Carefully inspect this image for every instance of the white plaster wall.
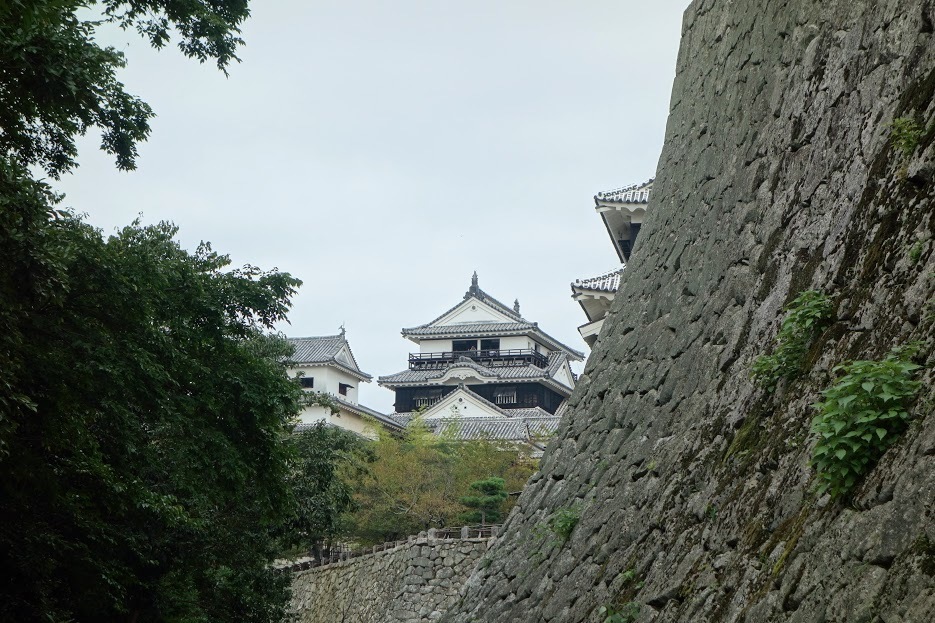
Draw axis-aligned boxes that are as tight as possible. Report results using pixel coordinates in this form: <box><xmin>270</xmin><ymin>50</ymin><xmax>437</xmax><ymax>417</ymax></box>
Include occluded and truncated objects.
<box><xmin>296</xmin><ymin>404</ymin><xmax>379</xmax><ymax>439</ymax></box>
<box><xmin>423</xmin><ymin>390</ymin><xmax>500</xmax><ymax>419</ymax></box>
<box><xmin>287</xmin><ymin>365</ymin><xmax>362</xmax><ymax>405</ymax></box>
<box><xmin>436</xmin><ymin>301</ymin><xmax>511</xmax><ymax>326</ymax></box>
<box><xmin>498</xmin><ymin>336</ymin><xmax>529</xmax><ymax>350</ymax></box>
<box><xmin>418</xmin><ymin>339</ymin><xmax>451</xmax><ymax>353</ymax></box>
<box><xmin>417</xmin><ymin>335</ymin><xmax>534</xmax><ymax>354</ymax></box>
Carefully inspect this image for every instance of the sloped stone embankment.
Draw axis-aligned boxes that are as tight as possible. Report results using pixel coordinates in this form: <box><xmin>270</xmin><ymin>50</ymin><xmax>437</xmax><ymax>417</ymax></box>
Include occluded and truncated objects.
<box><xmin>443</xmin><ymin>0</ymin><xmax>935</xmax><ymax>621</ymax></box>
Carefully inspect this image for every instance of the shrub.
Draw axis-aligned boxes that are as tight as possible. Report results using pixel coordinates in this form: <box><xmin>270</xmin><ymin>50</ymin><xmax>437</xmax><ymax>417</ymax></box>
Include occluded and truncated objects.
<box><xmin>810</xmin><ymin>345</ymin><xmax>923</xmax><ymax>499</ymax></box>
<box><xmin>889</xmin><ymin>117</ymin><xmax>924</xmax><ymax>160</ymax></box>
<box><xmin>548</xmin><ymin>505</ymin><xmax>581</xmax><ymax>542</ymax></box>
<box><xmin>752</xmin><ymin>290</ymin><xmax>833</xmax><ymax>391</ymax></box>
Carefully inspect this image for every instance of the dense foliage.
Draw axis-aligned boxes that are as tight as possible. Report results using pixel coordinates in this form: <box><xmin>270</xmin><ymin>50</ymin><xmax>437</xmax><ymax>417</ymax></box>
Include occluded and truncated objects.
<box><xmin>0</xmin><ymin>207</ymin><xmax>302</xmax><ymax>622</ymax></box>
<box><xmin>810</xmin><ymin>346</ymin><xmax>923</xmax><ymax>499</ymax></box>
<box><xmin>0</xmin><ymin>1</ymin><xmax>321</xmax><ymax>621</ymax></box>
<box><xmin>280</xmin><ymin>422</ymin><xmax>374</xmax><ymax>559</ymax></box>
<box><xmin>346</xmin><ymin>422</ymin><xmax>537</xmax><ymax>545</ymax></box>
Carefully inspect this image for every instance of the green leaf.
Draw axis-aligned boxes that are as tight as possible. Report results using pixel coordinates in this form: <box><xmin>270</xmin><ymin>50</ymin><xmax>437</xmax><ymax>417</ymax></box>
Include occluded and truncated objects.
<box><xmin>840</xmin><ymin>395</ymin><xmax>859</xmax><ymax>407</ymax></box>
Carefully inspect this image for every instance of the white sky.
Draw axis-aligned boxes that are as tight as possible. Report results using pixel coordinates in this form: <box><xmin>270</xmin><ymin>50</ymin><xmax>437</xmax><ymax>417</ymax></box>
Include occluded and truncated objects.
<box><xmin>54</xmin><ymin>0</ymin><xmax>689</xmax><ymax>413</ymax></box>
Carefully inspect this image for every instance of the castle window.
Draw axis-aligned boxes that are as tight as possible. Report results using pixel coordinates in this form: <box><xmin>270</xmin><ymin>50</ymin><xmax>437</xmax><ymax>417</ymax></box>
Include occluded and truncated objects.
<box><xmin>414</xmin><ymin>388</ymin><xmax>444</xmax><ymax>408</ymax></box>
<box><xmin>453</xmin><ymin>339</ymin><xmax>478</xmax><ymax>352</ymax></box>
<box><xmin>493</xmin><ymin>387</ymin><xmax>517</xmax><ymax>405</ymax></box>
<box><xmin>338</xmin><ymin>383</ymin><xmax>352</xmax><ymax>396</ymax></box>
<box><xmin>299</xmin><ymin>377</ymin><xmax>314</xmax><ymax>389</ymax></box>
<box><xmin>480</xmin><ymin>338</ymin><xmax>500</xmax><ymax>352</ymax></box>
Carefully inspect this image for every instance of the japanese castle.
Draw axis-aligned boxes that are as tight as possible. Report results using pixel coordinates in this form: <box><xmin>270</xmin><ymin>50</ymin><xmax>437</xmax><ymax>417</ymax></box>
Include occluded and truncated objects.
<box><xmin>378</xmin><ymin>274</ymin><xmax>584</xmax><ymax>452</ymax></box>
<box><xmin>572</xmin><ymin>179</ymin><xmax>652</xmax><ymax>347</ymax></box>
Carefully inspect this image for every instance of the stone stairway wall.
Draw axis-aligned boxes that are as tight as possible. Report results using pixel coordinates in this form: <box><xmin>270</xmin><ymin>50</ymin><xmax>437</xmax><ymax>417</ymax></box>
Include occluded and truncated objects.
<box><xmin>288</xmin><ymin>533</ymin><xmax>492</xmax><ymax>622</ymax></box>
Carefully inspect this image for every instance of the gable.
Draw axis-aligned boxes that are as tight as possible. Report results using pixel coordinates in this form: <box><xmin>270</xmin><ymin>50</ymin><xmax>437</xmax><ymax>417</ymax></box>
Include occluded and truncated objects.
<box><xmin>432</xmin><ymin>297</ymin><xmax>517</xmax><ymax>327</ymax></box>
<box><xmin>335</xmin><ymin>345</ymin><xmax>355</xmax><ymax>369</ymax></box>
<box><xmin>421</xmin><ymin>388</ymin><xmax>503</xmax><ymax>420</ymax></box>
<box><xmin>552</xmin><ymin>360</ymin><xmax>576</xmax><ymax>390</ymax></box>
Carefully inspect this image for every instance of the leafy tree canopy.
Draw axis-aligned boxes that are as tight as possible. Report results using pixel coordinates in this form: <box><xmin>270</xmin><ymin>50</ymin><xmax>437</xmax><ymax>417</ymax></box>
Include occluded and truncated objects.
<box><xmin>0</xmin><ymin>0</ymin><xmax>250</xmax><ymax>177</ymax></box>
<box><xmin>0</xmin><ymin>202</ymin><xmax>302</xmax><ymax>622</ymax></box>
<box><xmin>346</xmin><ymin>422</ymin><xmax>536</xmax><ymax>545</ymax></box>
<box><xmin>0</xmin><ymin>1</ymin><xmax>320</xmax><ymax>621</ymax></box>
<box><xmin>280</xmin><ymin>422</ymin><xmax>374</xmax><ymax>558</ymax></box>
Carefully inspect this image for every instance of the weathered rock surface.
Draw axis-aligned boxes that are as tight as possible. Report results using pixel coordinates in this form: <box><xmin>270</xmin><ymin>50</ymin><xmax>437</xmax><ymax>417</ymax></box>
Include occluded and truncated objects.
<box><xmin>443</xmin><ymin>0</ymin><xmax>935</xmax><ymax>621</ymax></box>
<box><xmin>288</xmin><ymin>537</ymin><xmax>490</xmax><ymax>622</ymax></box>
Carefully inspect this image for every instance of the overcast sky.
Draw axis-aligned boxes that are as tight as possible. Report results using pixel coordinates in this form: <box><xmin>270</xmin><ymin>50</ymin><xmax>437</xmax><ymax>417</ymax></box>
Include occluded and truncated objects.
<box><xmin>54</xmin><ymin>0</ymin><xmax>689</xmax><ymax>413</ymax></box>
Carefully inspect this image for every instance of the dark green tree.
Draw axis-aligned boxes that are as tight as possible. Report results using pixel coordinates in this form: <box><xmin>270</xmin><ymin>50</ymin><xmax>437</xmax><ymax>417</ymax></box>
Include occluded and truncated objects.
<box><xmin>459</xmin><ymin>477</ymin><xmax>508</xmax><ymax>526</ymax></box>
<box><xmin>0</xmin><ymin>215</ymin><xmax>302</xmax><ymax>622</ymax></box>
<box><xmin>281</xmin><ymin>422</ymin><xmax>374</xmax><ymax>560</ymax></box>
<box><xmin>0</xmin><ymin>1</ymin><xmax>316</xmax><ymax>621</ymax></box>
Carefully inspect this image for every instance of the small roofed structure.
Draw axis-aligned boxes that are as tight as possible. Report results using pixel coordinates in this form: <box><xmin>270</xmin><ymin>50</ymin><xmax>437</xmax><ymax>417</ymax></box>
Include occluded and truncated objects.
<box><xmin>571</xmin><ymin>267</ymin><xmax>623</xmax><ymax>348</ymax></box>
<box><xmin>595</xmin><ymin>178</ymin><xmax>652</xmax><ymax>262</ymax></box>
<box><xmin>287</xmin><ymin>330</ymin><xmax>402</xmax><ymax>438</ymax></box>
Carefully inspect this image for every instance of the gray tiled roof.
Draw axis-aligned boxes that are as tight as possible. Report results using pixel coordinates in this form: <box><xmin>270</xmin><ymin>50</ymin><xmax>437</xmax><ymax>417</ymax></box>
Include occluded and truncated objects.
<box><xmin>289</xmin><ymin>334</ymin><xmax>345</xmax><ymax>362</ymax></box>
<box><xmin>378</xmin><ymin>352</ymin><xmax>571</xmax><ymax>388</ymax></box>
<box><xmin>402</xmin><ymin>321</ymin><xmax>536</xmax><ymax>336</ymax></box>
<box><xmin>432</xmin><ymin>416</ymin><xmax>560</xmax><ymax>441</ymax></box>
<box><xmin>595</xmin><ymin>178</ymin><xmax>654</xmax><ymax>204</ymax></box>
<box><xmin>572</xmin><ymin>267</ymin><xmax>624</xmax><ymax>293</ymax></box>
<box><xmin>287</xmin><ymin>334</ymin><xmax>372</xmax><ymax>381</ymax></box>
<box><xmin>389</xmin><ymin>414</ymin><xmax>560</xmax><ymax>442</ymax></box>
<box><xmin>334</xmin><ymin>396</ymin><xmax>404</xmax><ymax>430</ymax></box>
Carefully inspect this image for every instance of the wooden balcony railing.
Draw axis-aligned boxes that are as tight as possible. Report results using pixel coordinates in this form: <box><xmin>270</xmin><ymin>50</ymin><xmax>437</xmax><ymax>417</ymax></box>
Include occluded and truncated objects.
<box><xmin>408</xmin><ymin>349</ymin><xmax>548</xmax><ymax>370</ymax></box>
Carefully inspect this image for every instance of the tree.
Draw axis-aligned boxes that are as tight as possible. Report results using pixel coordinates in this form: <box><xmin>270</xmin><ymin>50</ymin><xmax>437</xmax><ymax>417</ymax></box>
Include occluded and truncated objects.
<box><xmin>459</xmin><ymin>477</ymin><xmax>508</xmax><ymax>526</ymax></box>
<box><xmin>0</xmin><ymin>3</ymin><xmax>320</xmax><ymax>618</ymax></box>
<box><xmin>0</xmin><ymin>217</ymin><xmax>303</xmax><ymax>622</ymax></box>
<box><xmin>346</xmin><ymin>422</ymin><xmax>536</xmax><ymax>545</ymax></box>
<box><xmin>0</xmin><ymin>0</ymin><xmax>250</xmax><ymax>177</ymax></box>
<box><xmin>280</xmin><ymin>422</ymin><xmax>374</xmax><ymax>560</ymax></box>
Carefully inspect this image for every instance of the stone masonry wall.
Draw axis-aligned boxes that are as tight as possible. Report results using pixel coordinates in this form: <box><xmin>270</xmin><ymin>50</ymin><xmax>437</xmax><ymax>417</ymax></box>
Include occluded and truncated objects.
<box><xmin>443</xmin><ymin>0</ymin><xmax>935</xmax><ymax>621</ymax></box>
<box><xmin>288</xmin><ymin>536</ymin><xmax>490</xmax><ymax>622</ymax></box>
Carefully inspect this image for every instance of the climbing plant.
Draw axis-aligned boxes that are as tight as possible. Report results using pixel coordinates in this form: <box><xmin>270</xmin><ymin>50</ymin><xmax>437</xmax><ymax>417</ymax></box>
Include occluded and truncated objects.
<box><xmin>810</xmin><ymin>344</ymin><xmax>924</xmax><ymax>499</ymax></box>
<box><xmin>751</xmin><ymin>290</ymin><xmax>833</xmax><ymax>391</ymax></box>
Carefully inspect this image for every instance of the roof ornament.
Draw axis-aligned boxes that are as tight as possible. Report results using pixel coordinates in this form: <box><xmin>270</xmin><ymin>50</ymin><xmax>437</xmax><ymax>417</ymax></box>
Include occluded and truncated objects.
<box><xmin>513</xmin><ymin>299</ymin><xmax>521</xmax><ymax>314</ymax></box>
<box><xmin>466</xmin><ymin>271</ymin><xmax>481</xmax><ymax>299</ymax></box>
<box><xmin>339</xmin><ymin>323</ymin><xmax>346</xmax><ymax>337</ymax></box>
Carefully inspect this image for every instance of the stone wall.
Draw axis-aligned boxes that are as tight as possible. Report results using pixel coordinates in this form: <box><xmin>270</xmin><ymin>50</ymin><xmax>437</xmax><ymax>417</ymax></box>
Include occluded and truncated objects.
<box><xmin>288</xmin><ymin>535</ymin><xmax>491</xmax><ymax>622</ymax></box>
<box><xmin>442</xmin><ymin>0</ymin><xmax>935</xmax><ymax>621</ymax></box>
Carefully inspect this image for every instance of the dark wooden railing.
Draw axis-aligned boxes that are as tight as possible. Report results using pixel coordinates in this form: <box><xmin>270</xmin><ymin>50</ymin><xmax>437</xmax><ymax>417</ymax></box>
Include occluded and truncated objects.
<box><xmin>279</xmin><ymin>524</ymin><xmax>502</xmax><ymax>573</ymax></box>
<box><xmin>409</xmin><ymin>349</ymin><xmax>548</xmax><ymax>370</ymax></box>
